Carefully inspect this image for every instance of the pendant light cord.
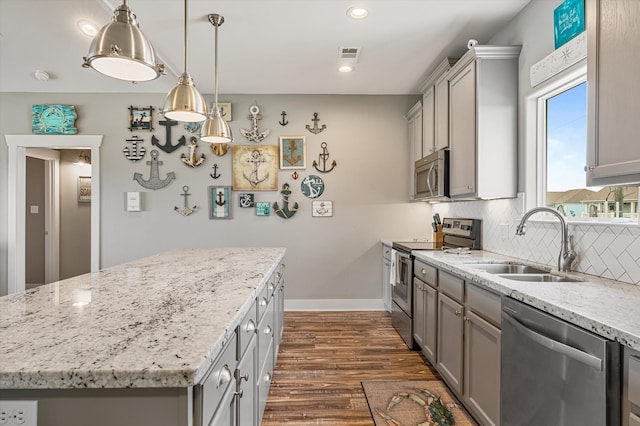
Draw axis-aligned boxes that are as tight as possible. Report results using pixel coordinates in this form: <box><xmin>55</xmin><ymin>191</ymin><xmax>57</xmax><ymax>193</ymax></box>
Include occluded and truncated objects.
<box><xmin>183</xmin><ymin>0</ymin><xmax>188</xmax><ymax>74</ymax></box>
<box><xmin>214</xmin><ymin>21</ymin><xmax>219</xmax><ymax>108</ymax></box>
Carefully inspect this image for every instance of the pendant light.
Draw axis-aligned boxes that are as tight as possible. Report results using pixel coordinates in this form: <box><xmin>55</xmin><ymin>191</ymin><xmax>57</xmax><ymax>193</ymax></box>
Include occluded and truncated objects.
<box><xmin>200</xmin><ymin>14</ymin><xmax>233</xmax><ymax>144</ymax></box>
<box><xmin>162</xmin><ymin>0</ymin><xmax>207</xmax><ymax>122</ymax></box>
<box><xmin>82</xmin><ymin>0</ymin><xmax>164</xmax><ymax>82</ymax></box>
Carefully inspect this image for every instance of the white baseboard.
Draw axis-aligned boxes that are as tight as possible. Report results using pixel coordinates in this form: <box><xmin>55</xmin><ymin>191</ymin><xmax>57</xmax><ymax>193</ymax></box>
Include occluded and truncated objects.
<box><xmin>285</xmin><ymin>299</ymin><xmax>386</xmax><ymax>311</ymax></box>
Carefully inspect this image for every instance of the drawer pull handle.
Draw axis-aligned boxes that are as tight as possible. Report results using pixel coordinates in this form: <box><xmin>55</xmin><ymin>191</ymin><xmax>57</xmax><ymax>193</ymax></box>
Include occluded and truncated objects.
<box><xmin>263</xmin><ymin>372</ymin><xmax>272</xmax><ymax>383</ymax></box>
<box><xmin>260</xmin><ymin>297</ymin><xmax>268</xmax><ymax>307</ymax></box>
<box><xmin>240</xmin><ymin>373</ymin><xmax>249</xmax><ymax>382</ymax></box>
<box><xmin>245</xmin><ymin>319</ymin><xmax>256</xmax><ymax>333</ymax></box>
<box><xmin>264</xmin><ymin>325</ymin><xmax>272</xmax><ymax>335</ymax></box>
<box><xmin>421</xmin><ymin>268</ymin><xmax>427</xmax><ymax>275</ymax></box>
<box><xmin>234</xmin><ymin>388</ymin><xmax>244</xmax><ymax>398</ymax></box>
<box><xmin>463</xmin><ymin>316</ymin><xmax>470</xmax><ymax>322</ymax></box>
<box><xmin>269</xmin><ymin>283</ymin><xmax>275</xmax><ymax>291</ymax></box>
<box><xmin>454</xmin><ymin>310</ymin><xmax>462</xmax><ymax>317</ymax></box>
<box><xmin>217</xmin><ymin>365</ymin><xmax>232</xmax><ymax>389</ymax></box>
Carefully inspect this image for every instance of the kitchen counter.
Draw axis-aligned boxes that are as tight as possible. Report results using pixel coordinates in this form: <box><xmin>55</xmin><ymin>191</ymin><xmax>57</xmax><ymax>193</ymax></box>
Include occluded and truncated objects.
<box><xmin>413</xmin><ymin>249</ymin><xmax>640</xmax><ymax>350</ymax></box>
<box><xmin>0</xmin><ymin>247</ymin><xmax>286</xmax><ymax>390</ymax></box>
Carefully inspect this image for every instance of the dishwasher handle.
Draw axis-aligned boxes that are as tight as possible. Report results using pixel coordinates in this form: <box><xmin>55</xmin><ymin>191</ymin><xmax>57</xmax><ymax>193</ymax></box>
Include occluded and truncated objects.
<box><xmin>503</xmin><ymin>312</ymin><xmax>603</xmax><ymax>371</ymax></box>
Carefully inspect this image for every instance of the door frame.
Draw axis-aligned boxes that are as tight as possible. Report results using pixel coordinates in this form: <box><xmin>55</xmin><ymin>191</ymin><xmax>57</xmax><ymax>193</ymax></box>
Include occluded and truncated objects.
<box><xmin>5</xmin><ymin>135</ymin><xmax>102</xmax><ymax>295</ymax></box>
<box><xmin>26</xmin><ymin>148</ymin><xmax>60</xmax><ymax>284</ymax></box>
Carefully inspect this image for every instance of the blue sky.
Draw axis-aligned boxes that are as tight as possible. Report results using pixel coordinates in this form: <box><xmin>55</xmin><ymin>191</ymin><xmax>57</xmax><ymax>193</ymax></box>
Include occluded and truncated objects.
<box><xmin>546</xmin><ymin>81</ymin><xmax>588</xmax><ymax>192</ymax></box>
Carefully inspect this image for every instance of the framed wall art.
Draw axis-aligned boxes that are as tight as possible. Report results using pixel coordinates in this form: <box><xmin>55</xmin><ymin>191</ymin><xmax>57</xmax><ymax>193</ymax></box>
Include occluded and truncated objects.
<box><xmin>279</xmin><ymin>136</ymin><xmax>306</xmax><ymax>169</ymax></box>
<box><xmin>32</xmin><ymin>105</ymin><xmax>77</xmax><ymax>135</ymax></box>
<box><xmin>78</xmin><ymin>176</ymin><xmax>91</xmax><ymax>203</ymax></box>
<box><xmin>208</xmin><ymin>186</ymin><xmax>231</xmax><ymax>219</ymax></box>
<box><xmin>217</xmin><ymin>102</ymin><xmax>232</xmax><ymax>121</ymax></box>
<box><xmin>232</xmin><ymin>145</ymin><xmax>278</xmax><ymax>191</ymax></box>
<box><xmin>239</xmin><ymin>193</ymin><xmax>255</xmax><ymax>208</ymax></box>
<box><xmin>256</xmin><ymin>201</ymin><xmax>271</xmax><ymax>216</ymax></box>
<box><xmin>553</xmin><ymin>0</ymin><xmax>584</xmax><ymax>49</ymax></box>
<box><xmin>312</xmin><ymin>200</ymin><xmax>333</xmax><ymax>217</ymax></box>
<box><xmin>128</xmin><ymin>106</ymin><xmax>154</xmax><ymax>131</ymax></box>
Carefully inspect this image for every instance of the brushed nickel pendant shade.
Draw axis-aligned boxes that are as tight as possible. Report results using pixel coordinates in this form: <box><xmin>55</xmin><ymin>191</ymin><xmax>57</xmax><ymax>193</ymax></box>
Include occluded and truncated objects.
<box><xmin>82</xmin><ymin>0</ymin><xmax>164</xmax><ymax>82</ymax></box>
<box><xmin>162</xmin><ymin>0</ymin><xmax>207</xmax><ymax>122</ymax></box>
<box><xmin>200</xmin><ymin>14</ymin><xmax>233</xmax><ymax>144</ymax></box>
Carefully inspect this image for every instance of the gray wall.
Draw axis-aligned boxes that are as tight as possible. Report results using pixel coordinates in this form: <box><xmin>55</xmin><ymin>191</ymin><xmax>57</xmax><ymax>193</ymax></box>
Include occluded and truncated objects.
<box><xmin>59</xmin><ymin>150</ymin><xmax>91</xmax><ymax>280</ymax></box>
<box><xmin>1</xmin><ymin>93</ymin><xmax>429</xmax><ymax>299</ymax></box>
<box><xmin>25</xmin><ymin>157</ymin><xmax>45</xmax><ymax>285</ymax></box>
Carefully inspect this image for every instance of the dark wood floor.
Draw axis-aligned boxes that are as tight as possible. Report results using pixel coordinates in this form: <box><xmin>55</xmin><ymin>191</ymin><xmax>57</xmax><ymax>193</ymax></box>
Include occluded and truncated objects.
<box><xmin>262</xmin><ymin>311</ymin><xmax>439</xmax><ymax>425</ymax></box>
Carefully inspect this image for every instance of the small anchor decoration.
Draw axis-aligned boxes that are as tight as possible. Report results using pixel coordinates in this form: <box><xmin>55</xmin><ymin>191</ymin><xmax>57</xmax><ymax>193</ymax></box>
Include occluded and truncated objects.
<box><xmin>313</xmin><ymin>142</ymin><xmax>337</xmax><ymax>173</ymax></box>
<box><xmin>133</xmin><ymin>149</ymin><xmax>176</xmax><ymax>190</ymax></box>
<box><xmin>175</xmin><ymin>186</ymin><xmax>197</xmax><ymax>216</ymax></box>
<box><xmin>123</xmin><ymin>135</ymin><xmax>146</xmax><ymax>162</ymax></box>
<box><xmin>279</xmin><ymin>111</ymin><xmax>289</xmax><ymax>126</ymax></box>
<box><xmin>291</xmin><ymin>171</ymin><xmax>299</xmax><ymax>180</ymax></box>
<box><xmin>240</xmin><ymin>104</ymin><xmax>271</xmax><ymax>143</ymax></box>
<box><xmin>152</xmin><ymin>119</ymin><xmax>186</xmax><ymax>154</ymax></box>
<box><xmin>180</xmin><ymin>137</ymin><xmax>205</xmax><ymax>168</ymax></box>
<box><xmin>243</xmin><ymin>149</ymin><xmax>269</xmax><ymax>187</ymax></box>
<box><xmin>210</xmin><ymin>164</ymin><xmax>221</xmax><ymax>179</ymax></box>
<box><xmin>306</xmin><ymin>112</ymin><xmax>326</xmax><ymax>134</ymax></box>
<box><xmin>273</xmin><ymin>183</ymin><xmax>299</xmax><ymax>220</ymax></box>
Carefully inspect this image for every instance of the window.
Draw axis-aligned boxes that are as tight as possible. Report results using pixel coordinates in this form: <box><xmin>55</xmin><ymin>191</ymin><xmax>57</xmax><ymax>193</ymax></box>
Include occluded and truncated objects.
<box><xmin>537</xmin><ymin>76</ymin><xmax>639</xmax><ymax>222</ymax></box>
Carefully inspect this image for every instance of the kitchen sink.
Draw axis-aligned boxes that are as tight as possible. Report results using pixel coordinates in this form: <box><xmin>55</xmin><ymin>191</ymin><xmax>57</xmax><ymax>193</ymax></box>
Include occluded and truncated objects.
<box><xmin>497</xmin><ymin>274</ymin><xmax>583</xmax><ymax>283</ymax></box>
<box><xmin>468</xmin><ymin>263</ymin><xmax>549</xmax><ymax>275</ymax></box>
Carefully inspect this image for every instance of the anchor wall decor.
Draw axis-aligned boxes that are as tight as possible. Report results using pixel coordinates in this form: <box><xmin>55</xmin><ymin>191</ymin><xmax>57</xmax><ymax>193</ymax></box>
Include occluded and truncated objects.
<box><xmin>300</xmin><ymin>175</ymin><xmax>325</xmax><ymax>199</ymax></box>
<box><xmin>279</xmin><ymin>136</ymin><xmax>306</xmax><ymax>169</ymax></box>
<box><xmin>175</xmin><ymin>186</ymin><xmax>197</xmax><ymax>216</ymax></box>
<box><xmin>210</xmin><ymin>164</ymin><xmax>221</xmax><ymax>179</ymax></box>
<box><xmin>133</xmin><ymin>149</ymin><xmax>176</xmax><ymax>190</ymax></box>
<box><xmin>123</xmin><ymin>135</ymin><xmax>146</xmax><ymax>162</ymax></box>
<box><xmin>279</xmin><ymin>111</ymin><xmax>289</xmax><ymax>126</ymax></box>
<box><xmin>181</xmin><ymin>137</ymin><xmax>205</xmax><ymax>168</ymax></box>
<box><xmin>306</xmin><ymin>112</ymin><xmax>326</xmax><ymax>134</ymax></box>
<box><xmin>232</xmin><ymin>145</ymin><xmax>278</xmax><ymax>191</ymax></box>
<box><xmin>208</xmin><ymin>186</ymin><xmax>231</xmax><ymax>219</ymax></box>
<box><xmin>273</xmin><ymin>182</ymin><xmax>299</xmax><ymax>219</ymax></box>
<box><xmin>239</xmin><ymin>193</ymin><xmax>254</xmax><ymax>208</ymax></box>
<box><xmin>240</xmin><ymin>104</ymin><xmax>270</xmax><ymax>143</ymax></box>
<box><xmin>152</xmin><ymin>119</ymin><xmax>186</xmax><ymax>153</ymax></box>
<box><xmin>313</xmin><ymin>142</ymin><xmax>337</xmax><ymax>173</ymax></box>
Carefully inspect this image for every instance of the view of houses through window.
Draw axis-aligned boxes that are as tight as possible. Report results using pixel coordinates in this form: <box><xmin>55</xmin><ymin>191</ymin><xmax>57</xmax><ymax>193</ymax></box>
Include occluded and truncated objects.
<box><xmin>545</xmin><ymin>81</ymin><xmax>638</xmax><ymax>221</ymax></box>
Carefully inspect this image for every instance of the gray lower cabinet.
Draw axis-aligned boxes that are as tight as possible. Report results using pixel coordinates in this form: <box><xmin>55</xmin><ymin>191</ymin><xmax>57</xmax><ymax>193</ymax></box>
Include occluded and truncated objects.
<box><xmin>414</xmin><ymin>262</ymin><xmax>501</xmax><ymax>426</ymax></box>
<box><xmin>437</xmin><ymin>292</ymin><xmax>464</xmax><ymax>395</ymax></box>
<box><xmin>624</xmin><ymin>347</ymin><xmax>640</xmax><ymax>426</ymax></box>
<box><xmin>382</xmin><ymin>243</ymin><xmax>392</xmax><ymax>313</ymax></box>
<box><xmin>196</xmin><ymin>262</ymin><xmax>285</xmax><ymax>426</ymax></box>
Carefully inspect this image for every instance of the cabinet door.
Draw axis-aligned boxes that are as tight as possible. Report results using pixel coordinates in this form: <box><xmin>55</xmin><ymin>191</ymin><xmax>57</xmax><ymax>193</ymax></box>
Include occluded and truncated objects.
<box><xmin>407</xmin><ymin>103</ymin><xmax>423</xmax><ymax>200</ymax></box>
<box><xmin>434</xmin><ymin>74</ymin><xmax>450</xmax><ymax>151</ymax></box>
<box><xmin>383</xmin><ymin>257</ymin><xmax>392</xmax><ymax>314</ymax></box>
<box><xmin>423</xmin><ymin>283</ymin><xmax>437</xmax><ymax>364</ymax></box>
<box><xmin>423</xmin><ymin>87</ymin><xmax>435</xmax><ymax>155</ymax></box>
<box><xmin>464</xmin><ymin>310</ymin><xmax>501</xmax><ymax>426</ymax></box>
<box><xmin>236</xmin><ymin>336</ymin><xmax>256</xmax><ymax>426</ymax></box>
<box><xmin>587</xmin><ymin>0</ymin><xmax>640</xmax><ymax>186</ymax></box>
<box><xmin>210</xmin><ymin>383</ymin><xmax>236</xmax><ymax>426</ymax></box>
<box><xmin>437</xmin><ymin>293</ymin><xmax>464</xmax><ymax>394</ymax></box>
<box><xmin>448</xmin><ymin>61</ymin><xmax>477</xmax><ymax>197</ymax></box>
<box><xmin>413</xmin><ymin>280</ymin><xmax>426</xmax><ymax>350</ymax></box>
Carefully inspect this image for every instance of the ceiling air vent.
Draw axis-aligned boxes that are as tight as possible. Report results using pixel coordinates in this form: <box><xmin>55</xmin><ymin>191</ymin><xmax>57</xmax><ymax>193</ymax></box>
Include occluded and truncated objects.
<box><xmin>337</xmin><ymin>47</ymin><xmax>361</xmax><ymax>72</ymax></box>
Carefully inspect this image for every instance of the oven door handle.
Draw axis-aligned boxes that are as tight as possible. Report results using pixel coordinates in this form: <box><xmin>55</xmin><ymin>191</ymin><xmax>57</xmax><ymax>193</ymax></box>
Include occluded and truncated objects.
<box><xmin>503</xmin><ymin>313</ymin><xmax>603</xmax><ymax>371</ymax></box>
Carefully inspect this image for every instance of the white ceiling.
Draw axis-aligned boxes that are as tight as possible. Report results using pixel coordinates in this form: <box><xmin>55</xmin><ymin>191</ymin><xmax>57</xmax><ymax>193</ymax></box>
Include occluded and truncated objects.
<box><xmin>0</xmin><ymin>0</ymin><xmax>531</xmax><ymax>95</ymax></box>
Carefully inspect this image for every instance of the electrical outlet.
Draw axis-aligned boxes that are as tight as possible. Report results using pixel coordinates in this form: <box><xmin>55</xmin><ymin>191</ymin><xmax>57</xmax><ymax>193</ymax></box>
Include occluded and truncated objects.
<box><xmin>500</xmin><ymin>223</ymin><xmax>510</xmax><ymax>240</ymax></box>
<box><xmin>0</xmin><ymin>402</ymin><xmax>36</xmax><ymax>426</ymax></box>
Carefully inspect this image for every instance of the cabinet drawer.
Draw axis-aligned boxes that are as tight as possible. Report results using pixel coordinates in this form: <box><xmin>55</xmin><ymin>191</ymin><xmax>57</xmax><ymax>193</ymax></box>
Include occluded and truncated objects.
<box><xmin>466</xmin><ymin>282</ymin><xmax>501</xmax><ymax>327</ymax></box>
<box><xmin>415</xmin><ymin>259</ymin><xmax>437</xmax><ymax>286</ymax></box>
<box><xmin>276</xmin><ymin>262</ymin><xmax>285</xmax><ymax>285</ymax></box>
<box><xmin>258</xmin><ymin>297</ymin><xmax>275</xmax><ymax>367</ymax></box>
<box><xmin>200</xmin><ymin>334</ymin><xmax>237</xmax><ymax>425</ymax></box>
<box><xmin>629</xmin><ymin>353</ymin><xmax>640</xmax><ymax>408</ymax></box>
<box><xmin>257</xmin><ymin>284</ymin><xmax>270</xmax><ymax>322</ymax></box>
<box><xmin>238</xmin><ymin>299</ymin><xmax>257</xmax><ymax>359</ymax></box>
<box><xmin>257</xmin><ymin>340</ymin><xmax>275</xmax><ymax>425</ymax></box>
<box><xmin>267</xmin><ymin>273</ymin><xmax>277</xmax><ymax>299</ymax></box>
<box><xmin>439</xmin><ymin>270</ymin><xmax>464</xmax><ymax>302</ymax></box>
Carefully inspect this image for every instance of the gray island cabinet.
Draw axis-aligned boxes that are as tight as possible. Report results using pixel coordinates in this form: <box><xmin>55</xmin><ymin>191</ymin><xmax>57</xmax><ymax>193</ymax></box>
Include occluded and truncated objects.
<box><xmin>0</xmin><ymin>248</ymin><xmax>286</xmax><ymax>426</ymax></box>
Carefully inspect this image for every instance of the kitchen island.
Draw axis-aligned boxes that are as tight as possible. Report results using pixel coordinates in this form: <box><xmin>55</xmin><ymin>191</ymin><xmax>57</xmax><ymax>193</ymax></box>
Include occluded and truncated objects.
<box><xmin>0</xmin><ymin>247</ymin><xmax>286</xmax><ymax>426</ymax></box>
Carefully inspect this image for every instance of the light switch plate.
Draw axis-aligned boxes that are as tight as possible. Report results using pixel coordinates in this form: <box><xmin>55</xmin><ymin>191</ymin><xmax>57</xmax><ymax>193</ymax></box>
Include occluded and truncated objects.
<box><xmin>29</xmin><ymin>206</ymin><xmax>38</xmax><ymax>214</ymax></box>
<box><xmin>126</xmin><ymin>192</ymin><xmax>141</xmax><ymax>212</ymax></box>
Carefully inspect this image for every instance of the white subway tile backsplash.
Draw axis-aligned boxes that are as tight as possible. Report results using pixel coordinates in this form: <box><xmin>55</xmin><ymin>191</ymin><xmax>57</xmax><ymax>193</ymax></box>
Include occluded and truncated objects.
<box><xmin>432</xmin><ymin>195</ymin><xmax>640</xmax><ymax>285</ymax></box>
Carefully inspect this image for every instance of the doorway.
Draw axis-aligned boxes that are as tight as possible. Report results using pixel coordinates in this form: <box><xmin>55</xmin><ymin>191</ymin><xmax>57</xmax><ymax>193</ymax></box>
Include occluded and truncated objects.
<box><xmin>5</xmin><ymin>135</ymin><xmax>102</xmax><ymax>295</ymax></box>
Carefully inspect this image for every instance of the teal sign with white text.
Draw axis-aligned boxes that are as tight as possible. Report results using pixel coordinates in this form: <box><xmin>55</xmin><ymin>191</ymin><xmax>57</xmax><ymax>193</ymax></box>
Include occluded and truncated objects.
<box><xmin>554</xmin><ymin>0</ymin><xmax>585</xmax><ymax>49</ymax></box>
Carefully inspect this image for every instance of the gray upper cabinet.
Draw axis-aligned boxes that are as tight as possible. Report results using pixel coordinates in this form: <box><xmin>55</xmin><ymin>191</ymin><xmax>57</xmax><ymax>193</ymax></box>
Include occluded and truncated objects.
<box><xmin>447</xmin><ymin>46</ymin><xmax>520</xmax><ymax>199</ymax></box>
<box><xmin>419</xmin><ymin>58</ymin><xmax>457</xmax><ymax>155</ymax></box>
<box><xmin>406</xmin><ymin>101</ymin><xmax>423</xmax><ymax>200</ymax></box>
<box><xmin>586</xmin><ymin>0</ymin><xmax>640</xmax><ymax>186</ymax></box>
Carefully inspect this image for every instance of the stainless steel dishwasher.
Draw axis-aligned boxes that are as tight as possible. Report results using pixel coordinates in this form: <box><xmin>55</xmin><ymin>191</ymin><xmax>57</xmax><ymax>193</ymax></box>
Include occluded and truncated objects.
<box><xmin>501</xmin><ymin>297</ymin><xmax>620</xmax><ymax>425</ymax></box>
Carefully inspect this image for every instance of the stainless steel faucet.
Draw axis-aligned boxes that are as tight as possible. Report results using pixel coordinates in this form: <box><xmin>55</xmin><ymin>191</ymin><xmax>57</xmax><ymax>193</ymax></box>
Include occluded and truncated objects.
<box><xmin>516</xmin><ymin>206</ymin><xmax>577</xmax><ymax>272</ymax></box>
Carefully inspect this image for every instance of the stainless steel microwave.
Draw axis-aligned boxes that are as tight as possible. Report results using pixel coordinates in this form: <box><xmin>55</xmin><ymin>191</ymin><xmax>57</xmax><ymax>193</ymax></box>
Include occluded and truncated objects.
<box><xmin>414</xmin><ymin>150</ymin><xmax>449</xmax><ymax>200</ymax></box>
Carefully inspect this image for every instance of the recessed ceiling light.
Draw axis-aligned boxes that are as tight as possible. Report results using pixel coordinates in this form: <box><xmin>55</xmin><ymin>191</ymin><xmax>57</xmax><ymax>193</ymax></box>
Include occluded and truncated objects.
<box><xmin>77</xmin><ymin>19</ymin><xmax>99</xmax><ymax>37</ymax></box>
<box><xmin>338</xmin><ymin>65</ymin><xmax>353</xmax><ymax>73</ymax></box>
<box><xmin>347</xmin><ymin>6</ymin><xmax>368</xmax><ymax>20</ymax></box>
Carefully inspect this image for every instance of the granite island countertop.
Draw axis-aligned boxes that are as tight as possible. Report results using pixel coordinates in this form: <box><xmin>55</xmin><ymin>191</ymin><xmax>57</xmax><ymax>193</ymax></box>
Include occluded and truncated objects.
<box><xmin>0</xmin><ymin>247</ymin><xmax>286</xmax><ymax>390</ymax></box>
<box><xmin>413</xmin><ymin>249</ymin><xmax>640</xmax><ymax>350</ymax></box>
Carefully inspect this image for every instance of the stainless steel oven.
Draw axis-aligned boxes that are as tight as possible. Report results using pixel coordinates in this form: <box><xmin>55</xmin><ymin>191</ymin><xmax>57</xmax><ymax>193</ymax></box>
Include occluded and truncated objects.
<box><xmin>391</xmin><ymin>218</ymin><xmax>482</xmax><ymax>349</ymax></box>
<box><xmin>414</xmin><ymin>150</ymin><xmax>449</xmax><ymax>200</ymax></box>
